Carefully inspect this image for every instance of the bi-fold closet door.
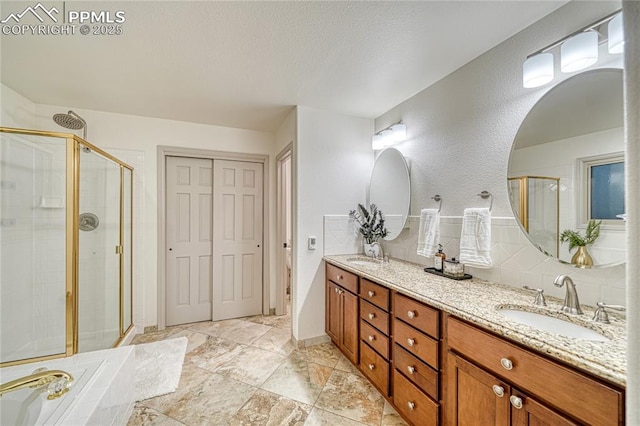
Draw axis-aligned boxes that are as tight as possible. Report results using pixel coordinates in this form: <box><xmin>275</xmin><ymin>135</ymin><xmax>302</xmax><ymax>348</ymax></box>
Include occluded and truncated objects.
<box><xmin>166</xmin><ymin>156</ymin><xmax>263</xmax><ymax>326</ymax></box>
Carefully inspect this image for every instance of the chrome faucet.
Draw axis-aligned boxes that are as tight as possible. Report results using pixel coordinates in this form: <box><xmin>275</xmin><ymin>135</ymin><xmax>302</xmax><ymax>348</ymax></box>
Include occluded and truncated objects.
<box><xmin>553</xmin><ymin>275</ymin><xmax>583</xmax><ymax>315</ymax></box>
<box><xmin>0</xmin><ymin>369</ymin><xmax>73</xmax><ymax>400</ymax></box>
<box><xmin>367</xmin><ymin>241</ymin><xmax>384</xmax><ymax>260</ymax></box>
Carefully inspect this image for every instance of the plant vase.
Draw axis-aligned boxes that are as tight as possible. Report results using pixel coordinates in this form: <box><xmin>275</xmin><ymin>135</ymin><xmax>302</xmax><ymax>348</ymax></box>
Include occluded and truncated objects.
<box><xmin>364</xmin><ymin>242</ymin><xmax>380</xmax><ymax>258</ymax></box>
<box><xmin>571</xmin><ymin>246</ymin><xmax>593</xmax><ymax>269</ymax></box>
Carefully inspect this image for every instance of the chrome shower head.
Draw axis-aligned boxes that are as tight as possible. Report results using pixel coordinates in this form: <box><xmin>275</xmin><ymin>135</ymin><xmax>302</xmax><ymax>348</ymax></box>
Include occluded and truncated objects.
<box><xmin>52</xmin><ymin>110</ymin><xmax>87</xmax><ymax>140</ymax></box>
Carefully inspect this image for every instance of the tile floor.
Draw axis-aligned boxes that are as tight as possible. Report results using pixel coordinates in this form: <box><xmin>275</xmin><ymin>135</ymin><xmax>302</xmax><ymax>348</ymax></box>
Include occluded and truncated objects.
<box><xmin>127</xmin><ymin>309</ymin><xmax>408</xmax><ymax>426</ymax></box>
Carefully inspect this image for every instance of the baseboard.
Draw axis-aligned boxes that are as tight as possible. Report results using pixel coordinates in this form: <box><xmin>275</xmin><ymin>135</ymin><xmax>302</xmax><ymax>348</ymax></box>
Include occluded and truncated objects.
<box><xmin>292</xmin><ymin>334</ymin><xmax>331</xmax><ymax>349</ymax></box>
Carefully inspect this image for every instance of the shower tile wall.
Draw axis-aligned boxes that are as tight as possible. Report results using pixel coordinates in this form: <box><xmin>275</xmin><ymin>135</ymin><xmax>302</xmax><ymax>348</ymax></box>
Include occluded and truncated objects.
<box><xmin>323</xmin><ymin>215</ymin><xmax>626</xmax><ymax>307</ymax></box>
<box><xmin>1</xmin><ymin>136</ymin><xmax>67</xmax><ymax>361</ymax></box>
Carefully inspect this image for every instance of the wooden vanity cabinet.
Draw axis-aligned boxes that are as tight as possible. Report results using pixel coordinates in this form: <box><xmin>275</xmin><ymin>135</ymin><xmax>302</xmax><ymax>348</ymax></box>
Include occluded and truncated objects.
<box><xmin>445</xmin><ymin>316</ymin><xmax>624</xmax><ymax>426</ymax></box>
<box><xmin>359</xmin><ymin>279</ymin><xmax>391</xmax><ymax>396</ymax></box>
<box><xmin>325</xmin><ymin>264</ymin><xmax>359</xmax><ymax>364</ymax></box>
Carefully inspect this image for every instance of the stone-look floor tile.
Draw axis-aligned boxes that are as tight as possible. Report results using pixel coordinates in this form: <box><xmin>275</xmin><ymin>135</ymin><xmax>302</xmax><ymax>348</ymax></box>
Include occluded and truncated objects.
<box><xmin>165</xmin><ymin>373</ymin><xmax>257</xmax><ymax>426</ymax></box>
<box><xmin>261</xmin><ymin>353</ymin><xmax>333</xmax><ymax>405</ymax></box>
<box><xmin>252</xmin><ymin>326</ymin><xmax>296</xmax><ymax>356</ymax></box>
<box><xmin>381</xmin><ymin>400</ymin><xmax>409</xmax><ymax>426</ymax></box>
<box><xmin>208</xmin><ymin>344</ymin><xmax>286</xmax><ymax>387</ymax></box>
<box><xmin>127</xmin><ymin>404</ymin><xmax>185</xmax><ymax>426</ymax></box>
<box><xmin>131</xmin><ymin>326</ymin><xmax>185</xmax><ymax>345</ymax></box>
<box><xmin>303</xmin><ymin>407</ymin><xmax>369</xmax><ymax>426</ymax></box>
<box><xmin>141</xmin><ymin>362</ymin><xmax>212</xmax><ymax>412</ymax></box>
<box><xmin>314</xmin><ymin>370</ymin><xmax>384</xmax><ymax>425</ymax></box>
<box><xmin>334</xmin><ymin>354</ymin><xmax>361</xmax><ymax>375</ymax></box>
<box><xmin>183</xmin><ymin>335</ymin><xmax>240</xmax><ymax>369</ymax></box>
<box><xmin>171</xmin><ymin>329</ymin><xmax>210</xmax><ymax>355</ymax></box>
<box><xmin>246</xmin><ymin>313</ymin><xmax>292</xmax><ymax>330</ymax></box>
<box><xmin>230</xmin><ymin>389</ymin><xmax>311</xmax><ymax>426</ymax></box>
<box><xmin>185</xmin><ymin>319</ymin><xmax>242</xmax><ymax>337</ymax></box>
<box><xmin>302</xmin><ymin>342</ymin><xmax>342</xmax><ymax>368</ymax></box>
<box><xmin>217</xmin><ymin>320</ymin><xmax>272</xmax><ymax>345</ymax></box>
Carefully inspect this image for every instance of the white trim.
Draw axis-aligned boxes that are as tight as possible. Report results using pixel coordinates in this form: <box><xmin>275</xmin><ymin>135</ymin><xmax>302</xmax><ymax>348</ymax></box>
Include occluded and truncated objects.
<box><xmin>157</xmin><ymin>145</ymin><xmax>270</xmax><ymax>330</ymax></box>
<box><xmin>275</xmin><ymin>144</ymin><xmax>293</xmax><ymax>316</ymax></box>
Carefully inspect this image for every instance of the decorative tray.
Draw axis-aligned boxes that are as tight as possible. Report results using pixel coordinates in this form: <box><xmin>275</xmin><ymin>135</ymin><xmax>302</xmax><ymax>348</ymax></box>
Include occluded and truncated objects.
<box><xmin>423</xmin><ymin>267</ymin><xmax>472</xmax><ymax>280</ymax></box>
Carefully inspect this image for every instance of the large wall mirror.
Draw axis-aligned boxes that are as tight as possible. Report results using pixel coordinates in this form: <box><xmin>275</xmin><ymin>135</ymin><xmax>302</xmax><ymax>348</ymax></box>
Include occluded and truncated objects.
<box><xmin>508</xmin><ymin>68</ymin><xmax>625</xmax><ymax>268</ymax></box>
<box><xmin>369</xmin><ymin>147</ymin><xmax>411</xmax><ymax>240</ymax></box>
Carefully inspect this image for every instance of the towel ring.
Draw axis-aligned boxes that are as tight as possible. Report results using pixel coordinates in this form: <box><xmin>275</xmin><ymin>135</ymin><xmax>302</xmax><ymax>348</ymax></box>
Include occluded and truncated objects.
<box><xmin>431</xmin><ymin>194</ymin><xmax>442</xmax><ymax>212</ymax></box>
<box><xmin>478</xmin><ymin>191</ymin><xmax>493</xmax><ymax>211</ymax></box>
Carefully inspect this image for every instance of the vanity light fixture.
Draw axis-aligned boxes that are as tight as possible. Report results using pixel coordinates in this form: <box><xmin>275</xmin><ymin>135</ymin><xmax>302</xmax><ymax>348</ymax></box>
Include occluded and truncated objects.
<box><xmin>372</xmin><ymin>121</ymin><xmax>406</xmax><ymax>150</ymax></box>
<box><xmin>522</xmin><ymin>10</ymin><xmax>622</xmax><ymax>88</ymax></box>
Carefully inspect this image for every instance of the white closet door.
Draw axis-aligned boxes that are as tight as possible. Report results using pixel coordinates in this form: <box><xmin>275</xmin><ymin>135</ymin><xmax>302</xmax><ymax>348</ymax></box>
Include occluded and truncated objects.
<box><xmin>166</xmin><ymin>156</ymin><xmax>213</xmax><ymax>326</ymax></box>
<box><xmin>212</xmin><ymin>160</ymin><xmax>263</xmax><ymax>320</ymax></box>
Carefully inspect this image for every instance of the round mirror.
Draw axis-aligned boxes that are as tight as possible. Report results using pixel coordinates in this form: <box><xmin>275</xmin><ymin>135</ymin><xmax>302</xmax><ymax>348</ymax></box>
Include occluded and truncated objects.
<box><xmin>508</xmin><ymin>68</ymin><xmax>625</xmax><ymax>267</ymax></box>
<box><xmin>369</xmin><ymin>147</ymin><xmax>411</xmax><ymax>240</ymax></box>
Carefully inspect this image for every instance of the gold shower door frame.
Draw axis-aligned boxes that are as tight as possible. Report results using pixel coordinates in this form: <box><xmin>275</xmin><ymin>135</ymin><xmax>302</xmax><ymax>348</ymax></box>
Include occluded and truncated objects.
<box><xmin>0</xmin><ymin>127</ymin><xmax>134</xmax><ymax>367</ymax></box>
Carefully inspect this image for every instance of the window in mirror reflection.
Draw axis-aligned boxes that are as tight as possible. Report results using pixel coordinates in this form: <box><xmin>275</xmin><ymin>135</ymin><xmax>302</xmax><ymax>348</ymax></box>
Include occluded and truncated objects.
<box><xmin>583</xmin><ymin>155</ymin><xmax>625</xmax><ymax>224</ymax></box>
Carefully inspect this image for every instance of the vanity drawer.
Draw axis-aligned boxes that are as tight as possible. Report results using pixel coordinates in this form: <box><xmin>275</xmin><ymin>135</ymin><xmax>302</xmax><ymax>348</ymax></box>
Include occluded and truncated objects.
<box><xmin>360</xmin><ymin>279</ymin><xmax>389</xmax><ymax>311</ymax></box>
<box><xmin>361</xmin><ymin>319</ymin><xmax>389</xmax><ymax>359</ymax></box>
<box><xmin>360</xmin><ymin>340</ymin><xmax>389</xmax><ymax>396</ymax></box>
<box><xmin>393</xmin><ymin>369</ymin><xmax>439</xmax><ymax>426</ymax></box>
<box><xmin>394</xmin><ymin>344</ymin><xmax>438</xmax><ymax>400</ymax></box>
<box><xmin>393</xmin><ymin>292</ymin><xmax>439</xmax><ymax>339</ymax></box>
<box><xmin>394</xmin><ymin>318</ymin><xmax>438</xmax><ymax>369</ymax></box>
<box><xmin>447</xmin><ymin>317</ymin><xmax>623</xmax><ymax>426</ymax></box>
<box><xmin>326</xmin><ymin>263</ymin><xmax>358</xmax><ymax>294</ymax></box>
<box><xmin>360</xmin><ymin>300</ymin><xmax>389</xmax><ymax>335</ymax></box>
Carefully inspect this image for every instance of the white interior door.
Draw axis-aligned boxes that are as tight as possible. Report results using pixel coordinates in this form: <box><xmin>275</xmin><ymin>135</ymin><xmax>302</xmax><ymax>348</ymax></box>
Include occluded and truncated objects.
<box><xmin>166</xmin><ymin>156</ymin><xmax>213</xmax><ymax>326</ymax></box>
<box><xmin>213</xmin><ymin>160</ymin><xmax>263</xmax><ymax>320</ymax></box>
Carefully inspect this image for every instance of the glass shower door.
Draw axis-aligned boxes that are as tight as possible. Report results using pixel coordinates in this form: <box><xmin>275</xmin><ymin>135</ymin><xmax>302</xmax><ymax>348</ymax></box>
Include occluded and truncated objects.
<box><xmin>77</xmin><ymin>144</ymin><xmax>121</xmax><ymax>353</ymax></box>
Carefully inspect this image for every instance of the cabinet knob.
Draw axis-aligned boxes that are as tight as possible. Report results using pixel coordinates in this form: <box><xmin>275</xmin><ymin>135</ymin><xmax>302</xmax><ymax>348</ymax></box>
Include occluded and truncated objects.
<box><xmin>368</xmin><ymin>335</ymin><xmax>375</xmax><ymax>342</ymax></box>
<box><xmin>407</xmin><ymin>310</ymin><xmax>416</xmax><ymax>319</ymax></box>
<box><xmin>334</xmin><ymin>287</ymin><xmax>339</xmax><ymax>294</ymax></box>
<box><xmin>492</xmin><ymin>385</ymin><xmax>505</xmax><ymax>397</ymax></box>
<box><xmin>336</xmin><ymin>275</ymin><xmax>343</xmax><ymax>280</ymax></box>
<box><xmin>368</xmin><ymin>312</ymin><xmax>376</xmax><ymax>320</ymax></box>
<box><xmin>407</xmin><ymin>338</ymin><xmax>415</xmax><ymax>347</ymax></box>
<box><xmin>500</xmin><ymin>357</ymin><xmax>514</xmax><ymax>370</ymax></box>
<box><xmin>510</xmin><ymin>395</ymin><xmax>523</xmax><ymax>409</ymax></box>
<box><xmin>368</xmin><ymin>363</ymin><xmax>375</xmax><ymax>370</ymax></box>
<box><xmin>368</xmin><ymin>290</ymin><xmax>375</xmax><ymax>297</ymax></box>
<box><xmin>407</xmin><ymin>401</ymin><xmax>415</xmax><ymax>411</ymax></box>
<box><xmin>407</xmin><ymin>366</ymin><xmax>416</xmax><ymax>375</ymax></box>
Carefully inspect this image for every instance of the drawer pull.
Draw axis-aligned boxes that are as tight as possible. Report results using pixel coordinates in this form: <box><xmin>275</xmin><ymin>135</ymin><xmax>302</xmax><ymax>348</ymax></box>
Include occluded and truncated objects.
<box><xmin>368</xmin><ymin>335</ymin><xmax>375</xmax><ymax>342</ymax></box>
<box><xmin>510</xmin><ymin>395</ymin><xmax>523</xmax><ymax>409</ymax></box>
<box><xmin>500</xmin><ymin>357</ymin><xmax>514</xmax><ymax>370</ymax></box>
<box><xmin>407</xmin><ymin>401</ymin><xmax>415</xmax><ymax>411</ymax></box>
<box><xmin>368</xmin><ymin>312</ymin><xmax>376</xmax><ymax>320</ymax></box>
<box><xmin>492</xmin><ymin>385</ymin><xmax>505</xmax><ymax>397</ymax></box>
<box><xmin>334</xmin><ymin>287</ymin><xmax>339</xmax><ymax>294</ymax></box>
<box><xmin>407</xmin><ymin>338</ymin><xmax>415</xmax><ymax>347</ymax></box>
<box><xmin>368</xmin><ymin>290</ymin><xmax>375</xmax><ymax>297</ymax></box>
<box><xmin>407</xmin><ymin>310</ymin><xmax>416</xmax><ymax>319</ymax></box>
<box><xmin>368</xmin><ymin>363</ymin><xmax>375</xmax><ymax>370</ymax></box>
<box><xmin>336</xmin><ymin>275</ymin><xmax>343</xmax><ymax>280</ymax></box>
<box><xmin>407</xmin><ymin>366</ymin><xmax>416</xmax><ymax>375</ymax></box>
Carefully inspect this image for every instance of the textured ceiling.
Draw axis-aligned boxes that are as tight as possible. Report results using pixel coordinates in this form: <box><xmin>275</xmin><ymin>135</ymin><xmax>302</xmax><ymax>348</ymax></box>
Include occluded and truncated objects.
<box><xmin>0</xmin><ymin>1</ymin><xmax>567</xmax><ymax>131</ymax></box>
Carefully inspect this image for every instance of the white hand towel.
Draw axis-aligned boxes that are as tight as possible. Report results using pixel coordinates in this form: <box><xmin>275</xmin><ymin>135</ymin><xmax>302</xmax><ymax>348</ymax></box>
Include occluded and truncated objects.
<box><xmin>459</xmin><ymin>207</ymin><xmax>492</xmax><ymax>268</ymax></box>
<box><xmin>417</xmin><ymin>208</ymin><xmax>440</xmax><ymax>258</ymax></box>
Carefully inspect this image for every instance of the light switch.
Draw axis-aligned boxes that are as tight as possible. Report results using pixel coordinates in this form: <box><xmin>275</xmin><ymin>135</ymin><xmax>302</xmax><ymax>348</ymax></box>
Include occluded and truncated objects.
<box><xmin>308</xmin><ymin>236</ymin><xmax>317</xmax><ymax>250</ymax></box>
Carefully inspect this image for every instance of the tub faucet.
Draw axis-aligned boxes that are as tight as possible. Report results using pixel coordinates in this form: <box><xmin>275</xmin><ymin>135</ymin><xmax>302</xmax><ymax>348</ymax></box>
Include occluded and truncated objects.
<box><xmin>0</xmin><ymin>369</ymin><xmax>73</xmax><ymax>400</ymax></box>
<box><xmin>553</xmin><ymin>275</ymin><xmax>583</xmax><ymax>315</ymax></box>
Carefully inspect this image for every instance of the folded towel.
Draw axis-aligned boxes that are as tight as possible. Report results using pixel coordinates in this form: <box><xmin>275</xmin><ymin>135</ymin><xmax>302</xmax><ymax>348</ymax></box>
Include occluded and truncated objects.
<box><xmin>417</xmin><ymin>209</ymin><xmax>440</xmax><ymax>258</ymax></box>
<box><xmin>459</xmin><ymin>208</ymin><xmax>492</xmax><ymax>268</ymax></box>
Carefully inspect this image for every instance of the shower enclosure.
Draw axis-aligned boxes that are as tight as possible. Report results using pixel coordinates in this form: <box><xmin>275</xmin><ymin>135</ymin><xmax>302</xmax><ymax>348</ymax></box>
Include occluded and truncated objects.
<box><xmin>0</xmin><ymin>127</ymin><xmax>133</xmax><ymax>366</ymax></box>
<box><xmin>508</xmin><ymin>175</ymin><xmax>560</xmax><ymax>257</ymax></box>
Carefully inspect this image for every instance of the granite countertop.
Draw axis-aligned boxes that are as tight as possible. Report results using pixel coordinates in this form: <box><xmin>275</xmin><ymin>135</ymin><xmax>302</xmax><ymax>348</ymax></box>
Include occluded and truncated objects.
<box><xmin>323</xmin><ymin>254</ymin><xmax>626</xmax><ymax>387</ymax></box>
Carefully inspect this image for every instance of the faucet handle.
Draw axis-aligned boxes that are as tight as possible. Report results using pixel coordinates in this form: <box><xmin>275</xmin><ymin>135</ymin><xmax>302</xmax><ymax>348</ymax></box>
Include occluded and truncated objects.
<box><xmin>523</xmin><ymin>286</ymin><xmax>547</xmax><ymax>306</ymax></box>
<box><xmin>593</xmin><ymin>302</ymin><xmax>625</xmax><ymax>324</ymax></box>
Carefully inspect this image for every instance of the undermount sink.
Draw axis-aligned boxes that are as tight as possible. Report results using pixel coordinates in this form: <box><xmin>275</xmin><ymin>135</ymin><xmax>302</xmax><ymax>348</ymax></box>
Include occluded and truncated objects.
<box><xmin>345</xmin><ymin>257</ymin><xmax>381</xmax><ymax>267</ymax></box>
<box><xmin>497</xmin><ymin>308</ymin><xmax>609</xmax><ymax>342</ymax></box>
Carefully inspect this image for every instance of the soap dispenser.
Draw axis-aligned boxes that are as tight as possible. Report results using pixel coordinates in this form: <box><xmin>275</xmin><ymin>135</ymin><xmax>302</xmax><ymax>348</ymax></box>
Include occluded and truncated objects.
<box><xmin>434</xmin><ymin>244</ymin><xmax>446</xmax><ymax>272</ymax></box>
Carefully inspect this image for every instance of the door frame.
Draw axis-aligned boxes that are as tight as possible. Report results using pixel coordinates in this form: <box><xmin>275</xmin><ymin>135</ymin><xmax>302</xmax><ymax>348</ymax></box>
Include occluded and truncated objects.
<box><xmin>157</xmin><ymin>146</ymin><xmax>270</xmax><ymax>330</ymax></box>
<box><xmin>275</xmin><ymin>144</ymin><xmax>292</xmax><ymax>316</ymax></box>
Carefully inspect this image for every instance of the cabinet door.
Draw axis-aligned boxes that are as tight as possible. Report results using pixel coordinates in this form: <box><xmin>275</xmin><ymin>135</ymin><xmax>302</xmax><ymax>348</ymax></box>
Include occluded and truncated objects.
<box><xmin>326</xmin><ymin>281</ymin><xmax>341</xmax><ymax>343</ymax></box>
<box><xmin>341</xmin><ymin>288</ymin><xmax>359</xmax><ymax>364</ymax></box>
<box><xmin>510</xmin><ymin>391</ymin><xmax>578</xmax><ymax>426</ymax></box>
<box><xmin>445</xmin><ymin>351</ymin><xmax>510</xmax><ymax>426</ymax></box>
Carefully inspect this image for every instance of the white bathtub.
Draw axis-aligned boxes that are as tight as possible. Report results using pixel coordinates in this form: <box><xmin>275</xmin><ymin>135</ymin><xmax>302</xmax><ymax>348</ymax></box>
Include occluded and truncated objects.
<box><xmin>0</xmin><ymin>346</ymin><xmax>135</xmax><ymax>425</ymax></box>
